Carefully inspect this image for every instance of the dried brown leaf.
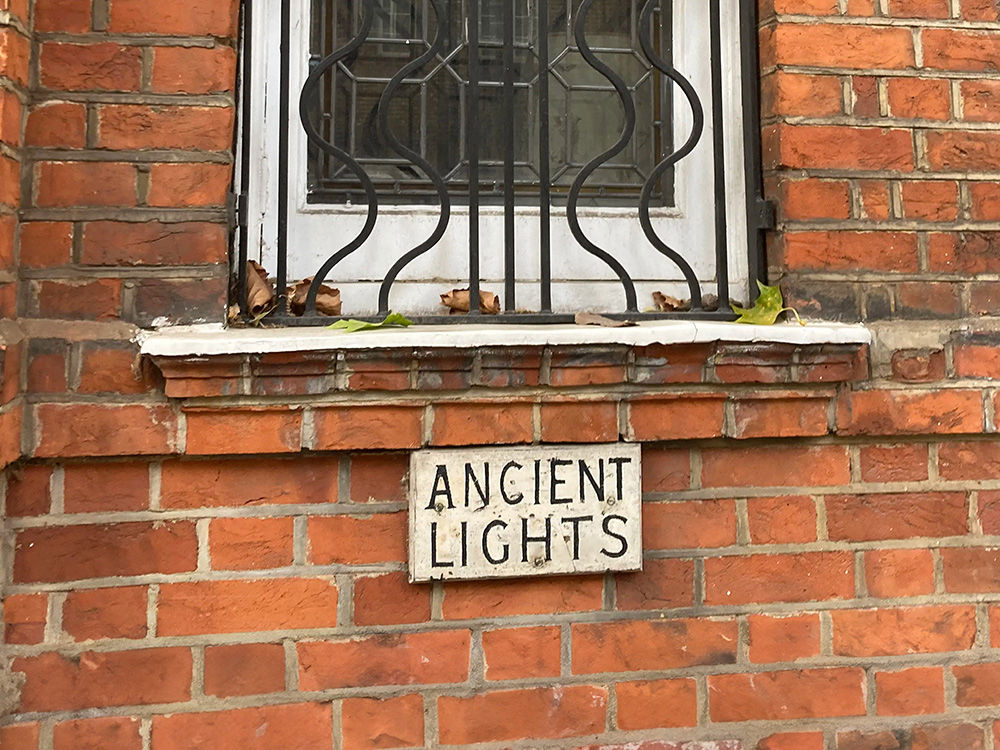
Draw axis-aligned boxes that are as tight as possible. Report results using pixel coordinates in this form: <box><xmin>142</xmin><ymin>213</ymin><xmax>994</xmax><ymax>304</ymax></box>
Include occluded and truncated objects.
<box><xmin>247</xmin><ymin>261</ymin><xmax>276</xmax><ymax>315</ymax></box>
<box><xmin>574</xmin><ymin>312</ymin><xmax>637</xmax><ymax>328</ymax></box>
<box><xmin>652</xmin><ymin>291</ymin><xmax>690</xmax><ymax>312</ymax></box>
<box><xmin>288</xmin><ymin>277</ymin><xmax>342</xmax><ymax>317</ymax></box>
<box><xmin>440</xmin><ymin>288</ymin><xmax>501</xmax><ymax>315</ymax></box>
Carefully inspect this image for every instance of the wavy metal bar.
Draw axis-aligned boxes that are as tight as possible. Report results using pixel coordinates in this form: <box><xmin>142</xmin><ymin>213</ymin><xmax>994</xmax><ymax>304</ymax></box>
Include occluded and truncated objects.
<box><xmin>376</xmin><ymin>0</ymin><xmax>451</xmax><ymax>314</ymax></box>
<box><xmin>297</xmin><ymin>0</ymin><xmax>378</xmax><ymax>315</ymax></box>
<box><xmin>565</xmin><ymin>0</ymin><xmax>639</xmax><ymax>312</ymax></box>
<box><xmin>637</xmin><ymin>0</ymin><xmax>704</xmax><ymax>307</ymax></box>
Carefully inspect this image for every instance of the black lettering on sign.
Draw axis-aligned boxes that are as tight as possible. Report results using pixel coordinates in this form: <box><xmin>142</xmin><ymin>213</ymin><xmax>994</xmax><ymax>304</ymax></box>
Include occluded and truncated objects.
<box><xmin>427</xmin><ymin>465</ymin><xmax>455</xmax><ymax>510</ymax></box>
<box><xmin>579</xmin><ymin>459</ymin><xmax>605</xmax><ymax>502</ymax></box>
<box><xmin>601</xmin><ymin>514</ymin><xmax>629</xmax><ymax>558</ymax></box>
<box><xmin>500</xmin><ymin>461</ymin><xmax>524</xmax><ymax>505</ymax></box>
<box><xmin>560</xmin><ymin>515</ymin><xmax>594</xmax><ymax>560</ymax></box>
<box><xmin>482</xmin><ymin>519</ymin><xmax>510</xmax><ymax>564</ymax></box>
<box><xmin>550</xmin><ymin>458</ymin><xmax>573</xmax><ymax>504</ymax></box>
<box><xmin>608</xmin><ymin>457</ymin><xmax>632</xmax><ymax>499</ymax></box>
<box><xmin>464</xmin><ymin>463</ymin><xmax>489</xmax><ymax>508</ymax></box>
<box><xmin>430</xmin><ymin>521</ymin><xmax>453</xmax><ymax>567</ymax></box>
<box><xmin>522</xmin><ymin>516</ymin><xmax>553</xmax><ymax>563</ymax></box>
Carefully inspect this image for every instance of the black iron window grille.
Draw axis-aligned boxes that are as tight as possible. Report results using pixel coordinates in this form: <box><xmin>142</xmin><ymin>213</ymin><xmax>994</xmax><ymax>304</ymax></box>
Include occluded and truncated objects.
<box><xmin>235</xmin><ymin>0</ymin><xmax>770</xmax><ymax>324</ymax></box>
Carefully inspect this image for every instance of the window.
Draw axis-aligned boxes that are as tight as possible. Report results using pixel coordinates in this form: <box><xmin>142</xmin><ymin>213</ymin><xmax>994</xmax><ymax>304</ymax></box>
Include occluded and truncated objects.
<box><xmin>240</xmin><ymin>0</ymin><xmax>767</xmax><ymax>321</ymax></box>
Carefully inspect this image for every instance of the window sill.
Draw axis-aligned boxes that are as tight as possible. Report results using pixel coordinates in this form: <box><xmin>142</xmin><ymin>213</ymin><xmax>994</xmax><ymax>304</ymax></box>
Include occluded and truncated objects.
<box><xmin>139</xmin><ymin>320</ymin><xmax>870</xmax><ymax>358</ymax></box>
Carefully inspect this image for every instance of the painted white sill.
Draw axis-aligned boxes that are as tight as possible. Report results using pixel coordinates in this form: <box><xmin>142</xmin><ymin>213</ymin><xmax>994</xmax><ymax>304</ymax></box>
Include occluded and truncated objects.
<box><xmin>139</xmin><ymin>320</ymin><xmax>872</xmax><ymax>358</ymax></box>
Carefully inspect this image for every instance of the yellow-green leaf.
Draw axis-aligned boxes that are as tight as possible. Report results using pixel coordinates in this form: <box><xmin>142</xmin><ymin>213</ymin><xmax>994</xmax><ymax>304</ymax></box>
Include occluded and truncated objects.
<box><xmin>328</xmin><ymin>312</ymin><xmax>414</xmax><ymax>332</ymax></box>
<box><xmin>732</xmin><ymin>281</ymin><xmax>804</xmax><ymax>326</ymax></box>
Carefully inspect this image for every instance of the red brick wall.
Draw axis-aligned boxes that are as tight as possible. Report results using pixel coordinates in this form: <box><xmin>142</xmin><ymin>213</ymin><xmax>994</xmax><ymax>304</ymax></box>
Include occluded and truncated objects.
<box><xmin>3</xmin><ymin>0</ymin><xmax>1000</xmax><ymax>748</ymax></box>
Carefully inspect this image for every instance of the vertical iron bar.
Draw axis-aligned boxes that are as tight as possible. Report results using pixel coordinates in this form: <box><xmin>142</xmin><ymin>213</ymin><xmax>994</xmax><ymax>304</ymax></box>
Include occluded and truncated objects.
<box><xmin>708</xmin><ymin>0</ymin><xmax>729</xmax><ymax>308</ymax></box>
<box><xmin>277</xmin><ymin>0</ymin><xmax>291</xmax><ymax>315</ymax></box>
<box><xmin>538</xmin><ymin>0</ymin><xmax>551</xmax><ymax>311</ymax></box>
<box><xmin>502</xmin><ymin>0</ymin><xmax>515</xmax><ymax>310</ymax></box>
<box><xmin>467</xmin><ymin>0</ymin><xmax>481</xmax><ymax>315</ymax></box>
<box><xmin>740</xmin><ymin>0</ymin><xmax>767</xmax><ymax>299</ymax></box>
<box><xmin>236</xmin><ymin>0</ymin><xmax>253</xmax><ymax>318</ymax></box>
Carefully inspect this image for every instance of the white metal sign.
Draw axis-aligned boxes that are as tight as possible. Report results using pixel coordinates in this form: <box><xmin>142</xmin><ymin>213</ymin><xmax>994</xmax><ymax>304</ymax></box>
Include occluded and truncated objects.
<box><xmin>409</xmin><ymin>443</ymin><xmax>642</xmax><ymax>582</ymax></box>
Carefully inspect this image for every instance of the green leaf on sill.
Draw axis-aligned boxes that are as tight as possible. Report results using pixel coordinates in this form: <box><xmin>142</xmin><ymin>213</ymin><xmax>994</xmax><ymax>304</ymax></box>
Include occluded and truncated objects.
<box><xmin>327</xmin><ymin>312</ymin><xmax>415</xmax><ymax>332</ymax></box>
<box><xmin>732</xmin><ymin>281</ymin><xmax>805</xmax><ymax>326</ymax></box>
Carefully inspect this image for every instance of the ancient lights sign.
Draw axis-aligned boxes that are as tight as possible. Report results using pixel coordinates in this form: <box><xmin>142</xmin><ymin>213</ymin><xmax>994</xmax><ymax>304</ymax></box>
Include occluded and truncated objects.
<box><xmin>409</xmin><ymin>443</ymin><xmax>642</xmax><ymax>582</ymax></box>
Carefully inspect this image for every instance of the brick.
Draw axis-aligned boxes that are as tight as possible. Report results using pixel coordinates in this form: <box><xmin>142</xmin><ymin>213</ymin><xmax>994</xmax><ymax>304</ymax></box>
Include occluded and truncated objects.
<box><xmin>148</xmin><ymin>163</ymin><xmax>232</xmax><ymax>207</ymax></box>
<box><xmin>970</xmin><ymin>183</ymin><xmax>1000</xmax><ymax>220</ymax></box>
<box><xmin>0</xmin><ymin>28</ymin><xmax>30</xmax><ymax>86</ymax></box>
<box><xmin>615</xmin><ymin>558</ymin><xmax>695</xmax><ymax>610</ymax></box>
<box><xmin>701</xmin><ymin>444</ymin><xmax>850</xmax><ymax>488</ymax></box>
<box><xmin>158</xmin><ymin>578</ymin><xmax>338</xmax><ymax>635</ymax></box>
<box><xmin>826</xmin><ymin>492</ymin><xmax>967</xmax><ymax>541</ymax></box>
<box><xmin>0</xmin><ymin>89</ymin><xmax>20</xmax><ymax>146</ymax></box>
<box><xmin>641</xmin><ymin>446</ymin><xmax>690</xmax><ymax>492</ymax></box>
<box><xmin>923</xmin><ymin>28</ymin><xmax>1000</xmax><ymax>71</ymax></box>
<box><xmin>109</xmin><ymin>0</ymin><xmax>239</xmax><ymax>35</ymax></box>
<box><xmin>151</xmin><ymin>704</ymin><xmax>332</xmax><ymax>750</ymax></box>
<box><xmin>708</xmin><ymin>668</ymin><xmax>865</xmax><ymax>721</ymax></box>
<box><xmin>131</xmin><ymin>275</ymin><xmax>227</xmax><ymax>326</ymax></box>
<box><xmin>853</xmin><ymin>76</ymin><xmax>879</xmax><ymax>117</ymax></box>
<box><xmin>354</xmin><ymin>571</ymin><xmax>431</xmax><ymax>626</ymax></box>
<box><xmin>889</xmin><ymin>0</ymin><xmax>949</xmax><ymax>15</ymax></box>
<box><xmin>63</xmin><ymin>462</ymin><xmax>149</xmax><ymax>512</ymax></box>
<box><xmin>930</xmin><ymin>232</ymin><xmax>1000</xmax><ymax>273</ymax></box>
<box><xmin>26</xmin><ymin>101</ymin><xmax>86</xmax><ymax>148</ymax></box>
<box><xmin>5</xmin><ymin>464</ymin><xmax>52</xmax><ymax>516</ymax></box>
<box><xmin>572</xmin><ymin>618</ymin><xmax>737</xmax><ymax>673</ymax></box>
<box><xmin>865</xmin><ymin>549</ymin><xmax>936</xmax><ymax>598</ymax></box>
<box><xmin>632</xmin><ymin>343</ymin><xmax>710</xmax><ymax>384</ymax></box>
<box><xmin>837</xmin><ymin>389</ymin><xmax>982</xmax><ymax>435</ymax></box>
<box><xmin>876</xmin><ymin>667</ymin><xmax>945</xmax><ymax>715</ymax></box>
<box><xmin>859</xmin><ymin>443</ymin><xmax>929</xmax><ymax>482</ymax></box>
<box><xmin>926</xmin><ymin>131</ymin><xmax>1000</xmax><ymax>171</ymax></box>
<box><xmin>616</xmin><ymin>678</ymin><xmax>697</xmax><ymax>730</ymax></box>
<box><xmin>63</xmin><ymin>586</ymin><xmax>147</xmax><ymax>640</ymax></box>
<box><xmin>832</xmin><ymin>606</ymin><xmax>977</xmax><ymax>656</ymax></box>
<box><xmin>204</xmin><ymin>643</ymin><xmax>286</xmax><ymax>697</ymax></box>
<box><xmin>20</xmin><ymin>222</ymin><xmax>73</xmax><ymax>269</ymax></box>
<box><xmin>97</xmin><ymin>105</ymin><xmax>235</xmax><ymax>150</ymax></box>
<box><xmin>36</xmin><ymin>278</ymin><xmax>122</xmax><ymax>320</ymax></box>
<box><xmin>859</xmin><ymin>180</ymin><xmax>891</xmax><ymax>220</ymax></box>
<box><xmin>0</xmin><ymin>724</ymin><xmax>39</xmax><ymax>748</ymax></box>
<box><xmin>748</xmin><ymin>613</ymin><xmax>821</xmax><ymax>664</ymax></box>
<box><xmin>151</xmin><ymin>45</ymin><xmax>237</xmax><ymax>94</ymax></box>
<box><xmin>342</xmin><ymin>694</ymin><xmax>424</xmax><ymax>750</ymax></box>
<box><xmin>313</xmin><ymin>405</ymin><xmax>423</xmax><ymax>450</ymax></box>
<box><xmin>706</xmin><ymin>552</ymin><xmax>854</xmax><ymax>605</ymax></box>
<box><xmin>954</xmin><ymin>663</ymin><xmax>1000</xmax><ymax>706</ymax></box>
<box><xmin>82</xmin><ymin>221</ymin><xmax>227</xmax><ymax>265</ymax></box>
<box><xmin>628</xmin><ymin>395</ymin><xmax>724</xmax><ymax>440</ymax></box>
<box><xmin>349</xmin><ymin>452</ymin><xmax>408</xmax><ymax>502</ymax></box>
<box><xmin>643</xmin><ymin>499</ymin><xmax>737</xmax><ymax>549</ymax></box>
<box><xmin>431</xmin><ymin>401</ymin><xmax>532</xmax><ymax>446</ymax></box>
<box><xmin>34</xmin><ymin>403</ymin><xmax>176</xmax><ymax>457</ymax></box>
<box><xmin>759</xmin><ymin>734</ymin><xmax>825</xmax><ymax>750</ymax></box>
<box><xmin>482</xmin><ymin>626</ymin><xmax>561</xmax><ymax>680</ymax></box>
<box><xmin>40</xmin><ymin>42</ymin><xmax>141</xmax><ymax>91</ymax></box>
<box><xmin>53</xmin><ymin>717</ymin><xmax>141</xmax><ymax>750</ymax></box>
<box><xmin>540</xmin><ymin>400</ymin><xmax>619</xmax><ymax>443</ymax></box>
<box><xmin>962</xmin><ymin>81</ymin><xmax>1000</xmax><ymax>122</ymax></box>
<box><xmin>3</xmin><ymin>593</ymin><xmax>46</xmax><ymax>645</ymax></box>
<box><xmin>747</xmin><ymin>495</ymin><xmax>817</xmax><ymax>544</ymax></box>
<box><xmin>14</xmin><ymin>648</ymin><xmax>191</xmax><ymax>712</ymax></box>
<box><xmin>763</xmin><ymin>72</ymin><xmax>843</xmax><ymax>117</ymax></box>
<box><xmin>731</xmin><ymin>396</ymin><xmax>829</xmax><ymax>439</ymax></box>
<box><xmin>26</xmin><ymin>345</ymin><xmax>66</xmax><ymax>394</ymax></box>
<box><xmin>939</xmin><ymin>441</ymin><xmax>1000</xmax><ymax>480</ymax></box>
<box><xmin>442</xmin><ymin>576</ymin><xmax>603</xmax><ymax>620</ymax></box>
<box><xmin>160</xmin><ymin>456</ymin><xmax>339</xmax><ymax>508</ymax></box>
<box><xmin>954</xmin><ymin>342</ymin><xmax>1000</xmax><ymax>378</ymax></box>
<box><xmin>941</xmin><ymin>548</ymin><xmax>1000</xmax><ymax>593</ymax></box>
<box><xmin>0</xmin><ymin>154</ymin><xmax>18</xmax><ymax>207</ymax></box>
<box><xmin>781</xmin><ymin>232</ymin><xmax>918</xmax><ymax>272</ymax></box>
<box><xmin>36</xmin><ymin>0</ymin><xmax>91</xmax><ymax>31</ymax></box>
<box><xmin>14</xmin><ymin>522</ymin><xmax>196</xmax><ymax>583</ymax></box>
<box><xmin>912</xmin><ymin>723</ymin><xmax>986</xmax><ymax>750</ymax></box>
<box><xmin>780</xmin><ymin>178</ymin><xmax>851</xmax><ymax>220</ymax></box>
<box><xmin>78</xmin><ymin>345</ymin><xmax>147</xmax><ymax>395</ymax></box>
<box><xmin>772</xmin><ymin>24</ymin><xmax>913</xmax><ymax>67</ymax></box>
<box><xmin>771</xmin><ymin>125</ymin><xmax>914</xmax><ymax>172</ymax></box>
<box><xmin>891</xmin><ymin>349</ymin><xmax>946</xmax><ymax>381</ymax></box>
<box><xmin>549</xmin><ymin>348</ymin><xmax>627</xmax><ymax>386</ymax></box>
<box><xmin>308</xmin><ymin>513</ymin><xmax>406</xmax><ymax>564</ymax></box>
<box><xmin>35</xmin><ymin>162</ymin><xmax>136</xmax><ymax>207</ymax></box>
<box><xmin>837</xmin><ymin>729</ymin><xmax>907</xmax><ymax>750</ymax></box>
<box><xmin>900</xmin><ymin>181</ymin><xmax>959</xmax><ymax>221</ymax></box>
<box><xmin>184</xmin><ymin>408</ymin><xmax>302</xmax><ymax>454</ymax></box>
<box><xmin>964</xmin><ymin>0</ymin><xmax>1000</xmax><ymax>18</ymax></box>
<box><xmin>888</xmin><ymin>78</ymin><xmax>950</xmax><ymax>120</ymax></box>
<box><xmin>438</xmin><ymin>686</ymin><xmax>607</xmax><ymax>744</ymax></box>
<box><xmin>297</xmin><ymin>630</ymin><xmax>470</xmax><ymax>689</ymax></box>
<box><xmin>209</xmin><ymin>517</ymin><xmax>294</xmax><ymax>570</ymax></box>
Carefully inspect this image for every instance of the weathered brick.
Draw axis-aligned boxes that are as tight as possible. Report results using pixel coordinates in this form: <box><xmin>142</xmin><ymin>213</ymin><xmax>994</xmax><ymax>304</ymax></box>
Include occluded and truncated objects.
<box><xmin>204</xmin><ymin>643</ymin><xmax>286</xmax><ymax>697</ymax></box>
<box><xmin>209</xmin><ymin>517</ymin><xmax>294</xmax><ymax>570</ymax></box>
<box><xmin>40</xmin><ymin>42</ymin><xmax>141</xmax><ymax>91</ymax></box>
<box><xmin>865</xmin><ymin>549</ymin><xmax>936</xmax><ymax>598</ymax></box>
<box><xmin>158</xmin><ymin>579</ymin><xmax>338</xmax><ymax>635</ymax></box>
<box><xmin>643</xmin><ymin>499</ymin><xmax>738</xmax><ymax>550</ymax></box>
<box><xmin>342</xmin><ymin>694</ymin><xmax>424</xmax><ymax>750</ymax></box>
<box><xmin>708</xmin><ymin>668</ymin><xmax>865</xmax><ymax>721</ymax></box>
<box><xmin>701</xmin><ymin>445</ymin><xmax>851</xmax><ymax>488</ymax></box>
<box><xmin>482</xmin><ymin>626</ymin><xmax>561</xmax><ymax>680</ymax></box>
<box><xmin>313</xmin><ymin>405</ymin><xmax>423</xmax><ymax>450</ymax></box>
<box><xmin>151</xmin><ymin>704</ymin><xmax>332</xmax><ymax>750</ymax></box>
<box><xmin>442</xmin><ymin>575</ymin><xmax>603</xmax><ymax>619</ymax></box>
<box><xmin>151</xmin><ymin>46</ymin><xmax>237</xmax><ymax>94</ymax></box>
<box><xmin>63</xmin><ymin>462</ymin><xmax>149</xmax><ymax>512</ymax></box>
<box><xmin>825</xmin><ymin>492</ymin><xmax>967</xmax><ymax>541</ymax></box>
<box><xmin>53</xmin><ymin>717</ymin><xmax>141</xmax><ymax>750</ymax></box>
<box><xmin>184</xmin><ymin>408</ymin><xmax>302</xmax><ymax>454</ymax></box>
<box><xmin>876</xmin><ymin>667</ymin><xmax>945</xmax><ymax>715</ymax></box>
<box><xmin>747</xmin><ymin>495</ymin><xmax>817</xmax><ymax>544</ymax></box>
<box><xmin>98</xmin><ymin>105</ymin><xmax>235</xmax><ymax>150</ymax></box>
<box><xmin>62</xmin><ymin>586</ymin><xmax>147</xmax><ymax>640</ymax></box>
<box><xmin>748</xmin><ymin>613</ymin><xmax>821</xmax><ymax>664</ymax></box>
<box><xmin>941</xmin><ymin>547</ymin><xmax>1000</xmax><ymax>593</ymax></box>
<box><xmin>308</xmin><ymin>513</ymin><xmax>406</xmax><ymax>564</ymax></box>
<box><xmin>432</xmin><ymin>401</ymin><xmax>533</xmax><ymax>446</ymax></box>
<box><xmin>705</xmin><ymin>552</ymin><xmax>854</xmax><ymax>605</ymax></box>
<box><xmin>832</xmin><ymin>606</ymin><xmax>977</xmax><ymax>655</ymax></box>
<box><xmin>572</xmin><ymin>618</ymin><xmax>737</xmax><ymax>673</ymax></box>
<box><xmin>615</xmin><ymin>558</ymin><xmax>695</xmax><ymax>610</ymax></box>
<box><xmin>3</xmin><ymin>593</ymin><xmax>46</xmax><ymax>645</ymax></box>
<box><xmin>82</xmin><ymin>221</ymin><xmax>226</xmax><ymax>265</ymax></box>
<box><xmin>109</xmin><ymin>0</ymin><xmax>239</xmax><ymax>36</ymax></box>
<box><xmin>540</xmin><ymin>400</ymin><xmax>619</xmax><ymax>443</ymax></box>
<box><xmin>616</xmin><ymin>679</ymin><xmax>697</xmax><ymax>730</ymax></box>
<box><xmin>353</xmin><ymin>571</ymin><xmax>431</xmax><ymax>626</ymax></box>
<box><xmin>33</xmin><ymin>403</ymin><xmax>176</xmax><ymax>457</ymax></box>
<box><xmin>837</xmin><ymin>389</ymin><xmax>983</xmax><ymax>435</ymax></box>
